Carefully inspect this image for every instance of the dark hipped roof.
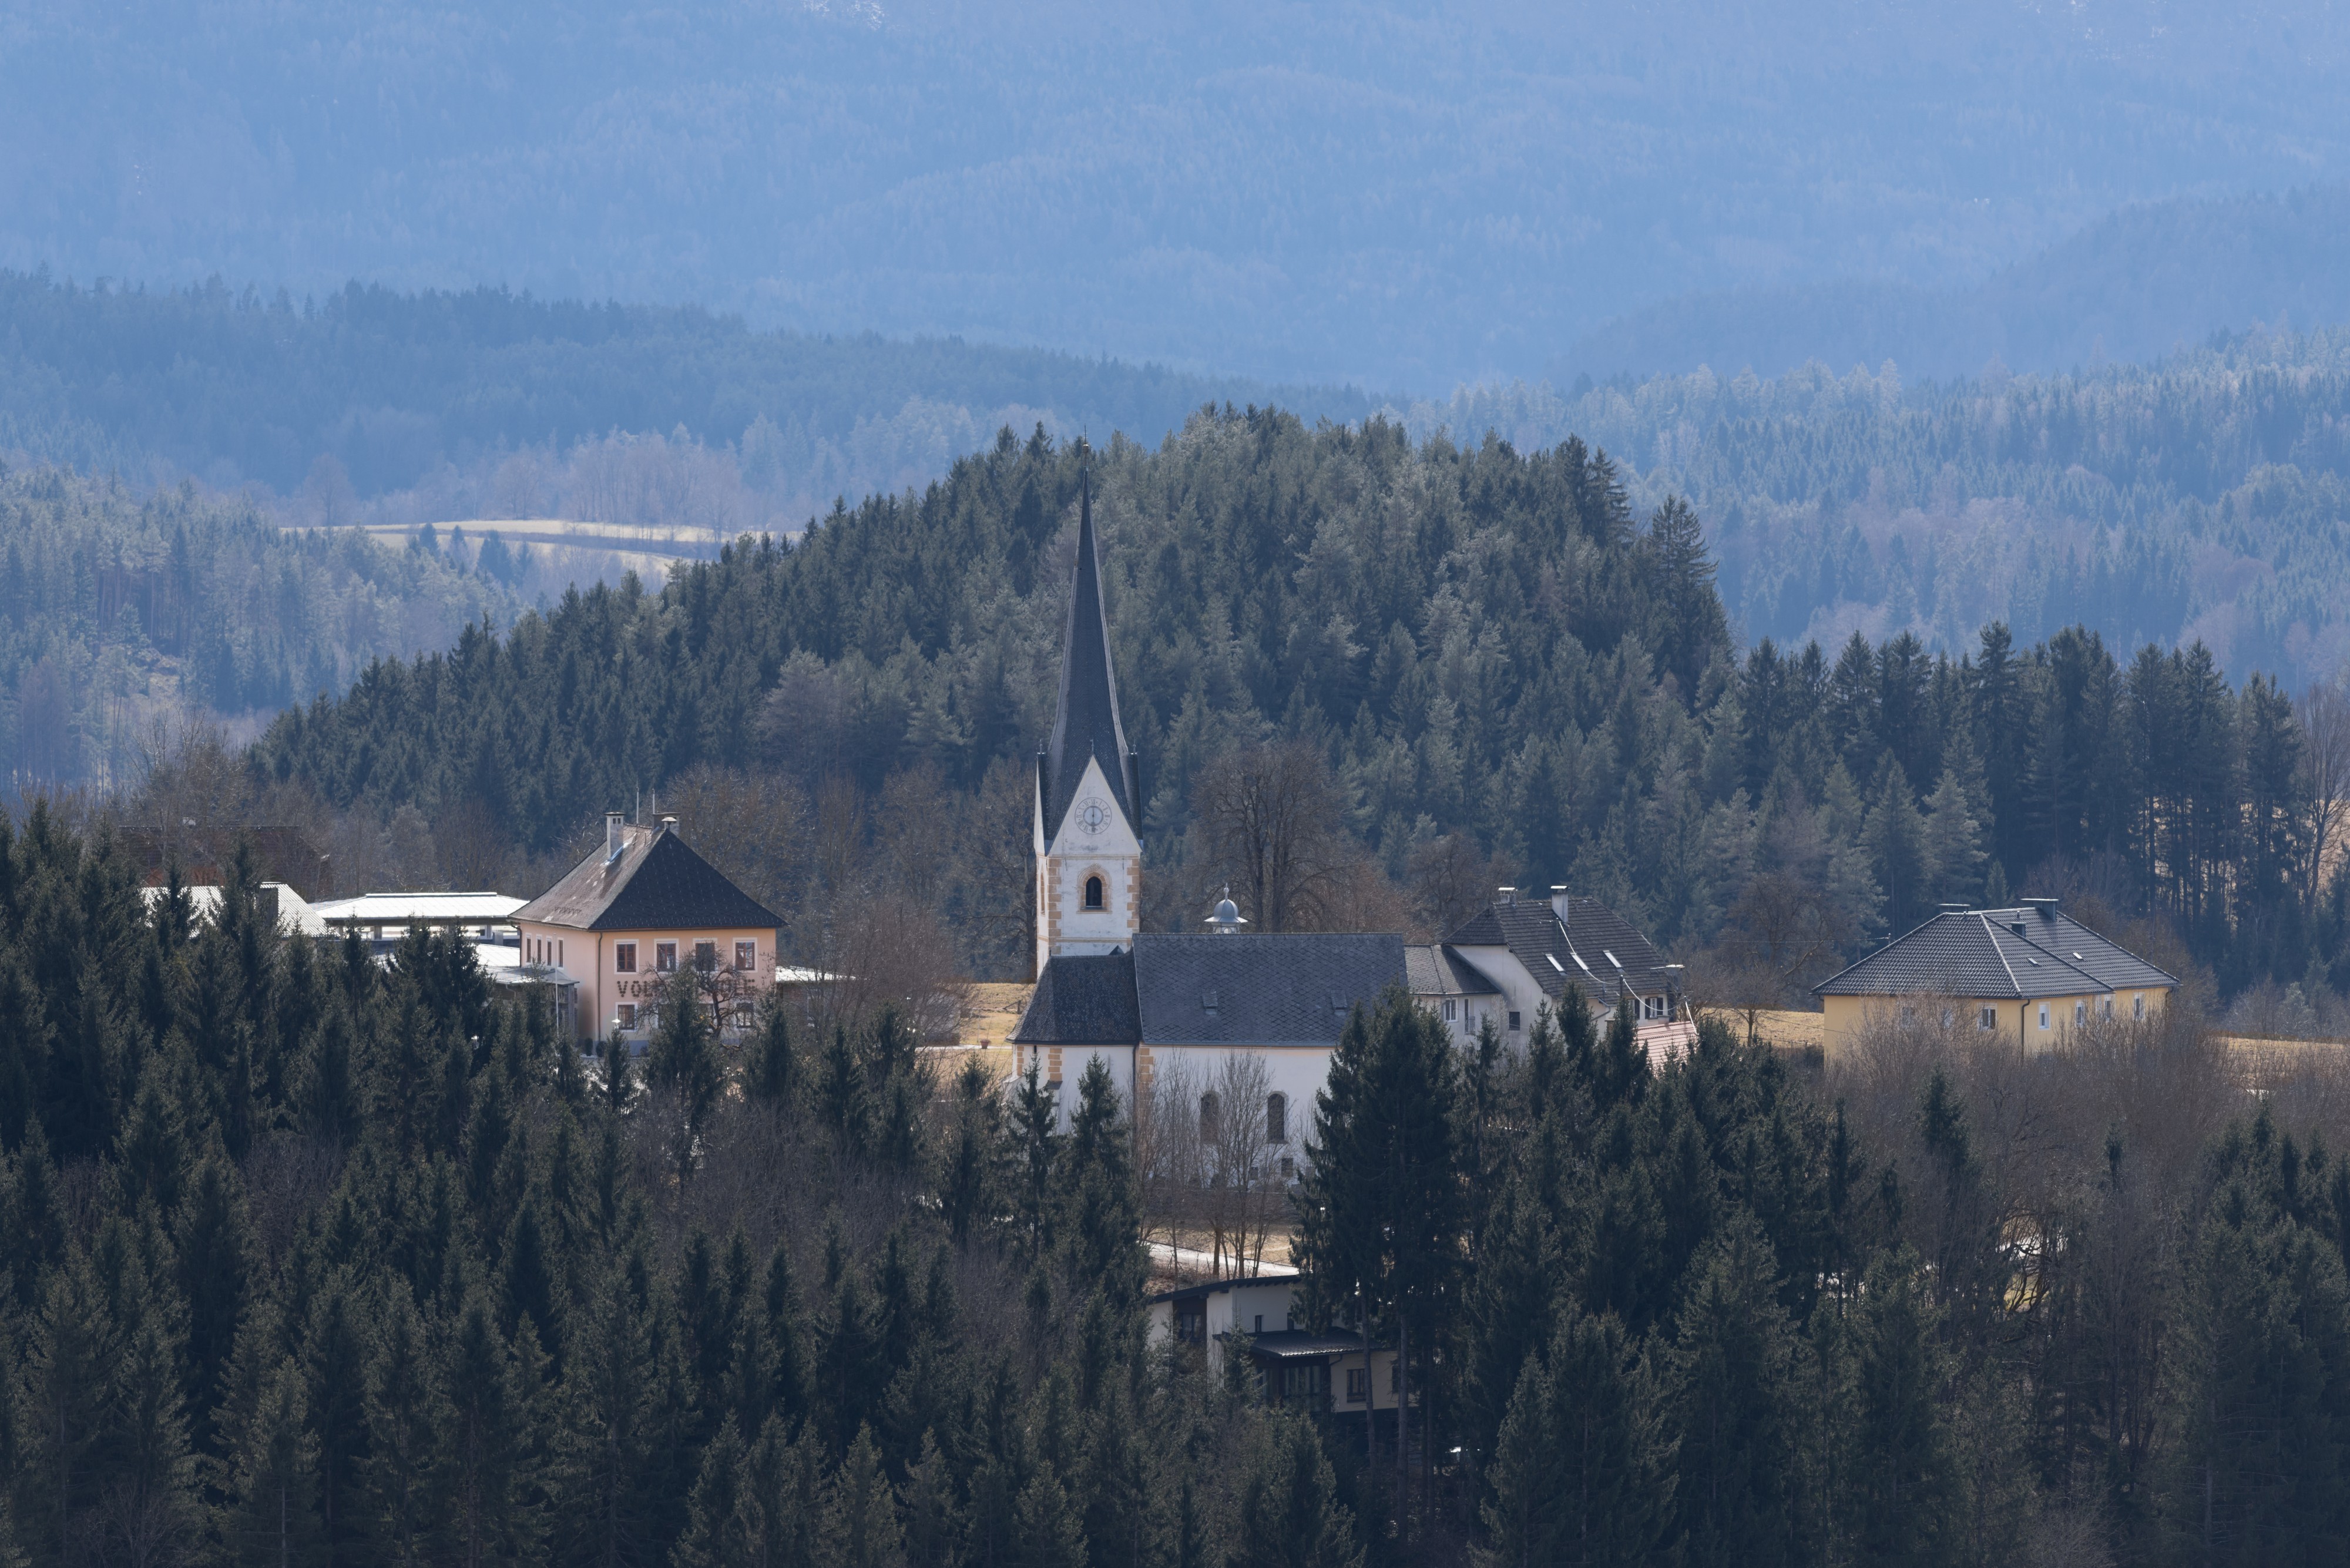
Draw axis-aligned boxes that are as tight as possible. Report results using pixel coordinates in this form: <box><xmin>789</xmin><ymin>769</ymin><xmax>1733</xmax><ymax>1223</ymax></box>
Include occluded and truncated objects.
<box><xmin>1813</xmin><ymin>905</ymin><xmax>2178</xmax><ymax>999</ymax></box>
<box><xmin>1405</xmin><ymin>944</ymin><xmax>1503</xmax><ymax>997</ymax></box>
<box><xmin>514</xmin><ymin>824</ymin><xmax>781</xmax><ymax>933</ymax></box>
<box><xmin>1012</xmin><ymin>932</ymin><xmax>1409</xmax><ymax>1049</ymax></box>
<box><xmin>1010</xmin><ymin>951</ymin><xmax>1140</xmax><ymax>1046</ymax></box>
<box><xmin>1446</xmin><ymin>894</ymin><xmax>1669</xmax><ymax>1005</ymax></box>
<box><xmin>1039</xmin><ymin>476</ymin><xmax>1139</xmax><ymax>838</ymax></box>
<box><xmin>1134</xmin><ymin>933</ymin><xmax>1406</xmax><ymax>1046</ymax></box>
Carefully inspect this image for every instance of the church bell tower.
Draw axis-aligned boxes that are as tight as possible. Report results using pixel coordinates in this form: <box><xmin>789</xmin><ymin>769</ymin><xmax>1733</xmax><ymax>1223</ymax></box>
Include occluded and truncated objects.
<box><xmin>1035</xmin><ymin>474</ymin><xmax>1142</xmax><ymax>978</ymax></box>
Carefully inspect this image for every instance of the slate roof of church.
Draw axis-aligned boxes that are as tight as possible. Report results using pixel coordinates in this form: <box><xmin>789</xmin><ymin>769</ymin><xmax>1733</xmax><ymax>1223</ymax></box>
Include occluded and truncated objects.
<box><xmin>1011</xmin><ymin>933</ymin><xmax>1409</xmax><ymax>1047</ymax></box>
<box><xmin>514</xmin><ymin>824</ymin><xmax>782</xmax><ymax>933</ymax></box>
<box><xmin>1039</xmin><ymin>475</ymin><xmax>1139</xmax><ymax>837</ymax></box>
<box><xmin>1812</xmin><ymin>905</ymin><xmax>2177</xmax><ymax>999</ymax></box>
<box><xmin>1010</xmin><ymin>950</ymin><xmax>1141</xmax><ymax>1045</ymax></box>
<box><xmin>1445</xmin><ymin>895</ymin><xmax>1670</xmax><ymax>1006</ymax></box>
<box><xmin>1133</xmin><ymin>933</ymin><xmax>1406</xmax><ymax>1046</ymax></box>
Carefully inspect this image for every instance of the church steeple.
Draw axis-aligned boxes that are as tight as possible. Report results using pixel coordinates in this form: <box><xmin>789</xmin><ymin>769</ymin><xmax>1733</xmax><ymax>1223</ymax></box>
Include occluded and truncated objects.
<box><xmin>1033</xmin><ymin>469</ymin><xmax>1143</xmax><ymax>978</ymax></box>
<box><xmin>1040</xmin><ymin>472</ymin><xmax>1138</xmax><ymax>837</ymax></box>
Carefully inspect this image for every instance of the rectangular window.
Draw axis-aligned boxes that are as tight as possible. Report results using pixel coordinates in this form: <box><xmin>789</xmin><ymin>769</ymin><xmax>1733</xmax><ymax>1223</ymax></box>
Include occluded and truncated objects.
<box><xmin>2134</xmin><ymin>993</ymin><xmax>2146</xmax><ymax>1019</ymax></box>
<box><xmin>2038</xmin><ymin>1004</ymin><xmax>2050</xmax><ymax>1030</ymax></box>
<box><xmin>617</xmin><ymin>1003</ymin><xmax>636</xmax><ymax>1030</ymax></box>
<box><xmin>2100</xmin><ymin>997</ymin><xmax>2113</xmax><ymax>1018</ymax></box>
<box><xmin>656</xmin><ymin>941</ymin><xmax>678</xmax><ymax>973</ymax></box>
<box><xmin>2074</xmin><ymin>1000</ymin><xmax>2087</xmax><ymax>1025</ymax></box>
<box><xmin>615</xmin><ymin>942</ymin><xmax>637</xmax><ymax>973</ymax></box>
<box><xmin>1508</xmin><ymin>1011</ymin><xmax>1522</xmax><ymax>1031</ymax></box>
<box><xmin>1253</xmin><ymin>1315</ymin><xmax>1263</xmax><ymax>1334</ymax></box>
<box><xmin>558</xmin><ymin>940</ymin><xmax>563</xmax><ymax>968</ymax></box>
<box><xmin>1442</xmin><ymin>999</ymin><xmax>1455</xmax><ymax>1021</ymax></box>
<box><xmin>1899</xmin><ymin>1005</ymin><xmax>1916</xmax><ymax>1026</ymax></box>
<box><xmin>694</xmin><ymin>939</ymin><xmax>717</xmax><ymax>971</ymax></box>
<box><xmin>1941</xmin><ymin>1007</ymin><xmax>1956</xmax><ymax>1028</ymax></box>
<box><xmin>1346</xmin><ymin>1367</ymin><xmax>1368</xmax><ymax>1404</ymax></box>
<box><xmin>1978</xmin><ymin>1006</ymin><xmax>1996</xmax><ymax>1030</ymax></box>
<box><xmin>1643</xmin><ymin>995</ymin><xmax>1666</xmax><ymax>1021</ymax></box>
<box><xmin>735</xmin><ymin>940</ymin><xmax>756</xmax><ymax>972</ymax></box>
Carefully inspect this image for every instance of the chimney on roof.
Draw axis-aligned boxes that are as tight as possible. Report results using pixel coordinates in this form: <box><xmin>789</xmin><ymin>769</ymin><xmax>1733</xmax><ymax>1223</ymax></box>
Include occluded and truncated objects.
<box><xmin>606</xmin><ymin>812</ymin><xmax>625</xmax><ymax>863</ymax></box>
<box><xmin>1938</xmin><ymin>902</ymin><xmax>1968</xmax><ymax>913</ymax></box>
<box><xmin>1499</xmin><ymin>885</ymin><xmax>1516</xmax><ymax>906</ymax></box>
<box><xmin>2021</xmin><ymin>897</ymin><xmax>2059</xmax><ymax>917</ymax></box>
<box><xmin>659</xmin><ymin>815</ymin><xmax>678</xmax><ymax>835</ymax></box>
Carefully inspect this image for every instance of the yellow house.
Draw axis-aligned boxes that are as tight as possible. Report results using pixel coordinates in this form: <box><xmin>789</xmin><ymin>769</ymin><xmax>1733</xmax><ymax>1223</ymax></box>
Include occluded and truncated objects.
<box><xmin>514</xmin><ymin>813</ymin><xmax>783</xmax><ymax>1045</ymax></box>
<box><xmin>1813</xmin><ymin>898</ymin><xmax>2176</xmax><ymax>1060</ymax></box>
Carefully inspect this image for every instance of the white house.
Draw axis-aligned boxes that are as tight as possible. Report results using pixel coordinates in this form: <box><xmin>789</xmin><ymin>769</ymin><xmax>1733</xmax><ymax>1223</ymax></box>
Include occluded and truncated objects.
<box><xmin>1145</xmin><ymin>1271</ymin><xmax>1407</xmax><ymax>1414</ymax></box>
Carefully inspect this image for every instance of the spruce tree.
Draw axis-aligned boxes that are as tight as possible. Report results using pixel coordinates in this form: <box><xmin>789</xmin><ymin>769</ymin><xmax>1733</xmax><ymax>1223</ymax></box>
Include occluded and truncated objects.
<box><xmin>303</xmin><ymin>1277</ymin><xmax>372</xmax><ymax>1560</ymax></box>
<box><xmin>362</xmin><ymin>1286</ymin><xmax>447</xmax><ymax>1567</ymax></box>
<box><xmin>220</xmin><ymin>1357</ymin><xmax>325</xmax><ymax>1566</ymax></box>
<box><xmin>673</xmin><ymin>1412</ymin><xmax>751</xmax><ymax>1568</ymax></box>
<box><xmin>1838</xmin><ymin>1248</ymin><xmax>1955</xmax><ymax>1566</ymax></box>
<box><xmin>898</xmin><ymin>1430</ymin><xmax>962</xmax><ymax>1568</ymax></box>
<box><xmin>1670</xmin><ymin>1213</ymin><xmax>1808</xmax><ymax>1568</ymax></box>
<box><xmin>20</xmin><ymin>1245</ymin><xmax>119</xmax><ymax>1559</ymax></box>
<box><xmin>826</xmin><ymin>1425</ymin><xmax>908</xmax><ymax>1568</ymax></box>
<box><xmin>1234</xmin><ymin>1415</ymin><xmax>1360</xmax><ymax>1568</ymax></box>
<box><xmin>747</xmin><ymin>1003</ymin><xmax>797</xmax><ymax>1109</ymax></box>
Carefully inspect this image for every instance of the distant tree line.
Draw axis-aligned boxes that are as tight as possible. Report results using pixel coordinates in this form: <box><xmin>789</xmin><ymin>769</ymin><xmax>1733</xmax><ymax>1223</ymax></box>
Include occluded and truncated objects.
<box><xmin>249</xmin><ymin>413</ymin><xmax>2350</xmax><ymax>1008</ymax></box>
<box><xmin>1410</xmin><ymin>331</ymin><xmax>2350</xmax><ymax>687</ymax></box>
<box><xmin>0</xmin><ymin>271</ymin><xmax>1366</xmax><ymax>516</ymax></box>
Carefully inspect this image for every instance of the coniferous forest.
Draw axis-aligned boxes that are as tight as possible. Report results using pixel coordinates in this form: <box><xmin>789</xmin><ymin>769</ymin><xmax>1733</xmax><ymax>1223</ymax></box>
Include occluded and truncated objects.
<box><xmin>7</xmin><ymin>828</ymin><xmax>2350</xmax><ymax>1564</ymax></box>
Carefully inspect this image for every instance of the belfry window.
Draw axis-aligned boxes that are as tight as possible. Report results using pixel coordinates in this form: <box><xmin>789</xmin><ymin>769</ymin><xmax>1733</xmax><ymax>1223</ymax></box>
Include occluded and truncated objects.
<box><xmin>1084</xmin><ymin>875</ymin><xmax>1105</xmax><ymax>910</ymax></box>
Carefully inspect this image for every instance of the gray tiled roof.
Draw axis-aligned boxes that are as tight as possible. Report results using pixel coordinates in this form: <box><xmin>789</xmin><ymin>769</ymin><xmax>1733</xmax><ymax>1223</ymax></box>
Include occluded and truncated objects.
<box><xmin>1405</xmin><ymin>944</ymin><xmax>1503</xmax><ymax>997</ymax></box>
<box><xmin>1136</xmin><ymin>932</ymin><xmax>1406</xmax><ymax>1046</ymax></box>
<box><xmin>1010</xmin><ymin>950</ymin><xmax>1140</xmax><ymax>1045</ymax></box>
<box><xmin>1813</xmin><ymin>905</ymin><xmax>2177</xmax><ymax>999</ymax></box>
<box><xmin>515</xmin><ymin>825</ymin><xmax>781</xmax><ymax>934</ymax></box>
<box><xmin>1040</xmin><ymin>477</ymin><xmax>1139</xmax><ymax>838</ymax></box>
<box><xmin>1445</xmin><ymin>895</ymin><xmax>1668</xmax><ymax>1005</ymax></box>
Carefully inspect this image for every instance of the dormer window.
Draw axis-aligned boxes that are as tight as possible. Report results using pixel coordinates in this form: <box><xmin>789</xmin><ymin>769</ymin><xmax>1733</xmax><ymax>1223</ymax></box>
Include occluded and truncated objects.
<box><xmin>1084</xmin><ymin>875</ymin><xmax>1105</xmax><ymax>910</ymax></box>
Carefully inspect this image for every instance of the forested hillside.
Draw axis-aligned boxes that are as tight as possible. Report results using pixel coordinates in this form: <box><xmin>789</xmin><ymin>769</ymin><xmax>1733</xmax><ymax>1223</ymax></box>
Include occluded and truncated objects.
<box><xmin>246</xmin><ymin>414</ymin><xmax>2350</xmax><ymax>1006</ymax></box>
<box><xmin>1419</xmin><ymin>330</ymin><xmax>2350</xmax><ymax>687</ymax></box>
<box><xmin>7</xmin><ymin>834</ymin><xmax>2350</xmax><ymax>1564</ymax></box>
<box><xmin>0</xmin><ymin>469</ymin><xmax>512</xmax><ymax>789</ymax></box>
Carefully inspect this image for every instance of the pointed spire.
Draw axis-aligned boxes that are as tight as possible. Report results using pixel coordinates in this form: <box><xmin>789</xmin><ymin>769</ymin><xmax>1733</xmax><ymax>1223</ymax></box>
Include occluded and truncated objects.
<box><xmin>1042</xmin><ymin>470</ymin><xmax>1137</xmax><ymax>835</ymax></box>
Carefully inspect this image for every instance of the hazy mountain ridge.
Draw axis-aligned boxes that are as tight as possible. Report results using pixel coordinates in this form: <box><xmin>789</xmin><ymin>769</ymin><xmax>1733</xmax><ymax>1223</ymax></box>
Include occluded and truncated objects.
<box><xmin>1567</xmin><ymin>186</ymin><xmax>2350</xmax><ymax>380</ymax></box>
<box><xmin>0</xmin><ymin>273</ymin><xmax>1369</xmax><ymax>517</ymax></box>
<box><xmin>11</xmin><ymin>0</ymin><xmax>2350</xmax><ymax>385</ymax></box>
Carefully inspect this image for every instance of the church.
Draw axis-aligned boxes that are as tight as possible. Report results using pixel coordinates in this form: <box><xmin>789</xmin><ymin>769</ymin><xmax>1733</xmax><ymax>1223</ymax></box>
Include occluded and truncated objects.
<box><xmin>1010</xmin><ymin>483</ymin><xmax>1694</xmax><ymax>1138</ymax></box>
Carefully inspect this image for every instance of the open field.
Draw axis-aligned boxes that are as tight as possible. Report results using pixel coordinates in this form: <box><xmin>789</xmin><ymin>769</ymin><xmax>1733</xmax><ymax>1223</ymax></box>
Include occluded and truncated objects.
<box><xmin>286</xmin><ymin>518</ymin><xmax>787</xmax><ymax>596</ymax></box>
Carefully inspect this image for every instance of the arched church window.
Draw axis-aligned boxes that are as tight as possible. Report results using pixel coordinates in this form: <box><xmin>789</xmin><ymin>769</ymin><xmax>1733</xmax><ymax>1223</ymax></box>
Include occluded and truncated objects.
<box><xmin>1266</xmin><ymin>1093</ymin><xmax>1288</xmax><ymax>1144</ymax></box>
<box><xmin>1198</xmin><ymin>1092</ymin><xmax>1221</xmax><ymax>1143</ymax></box>
<box><xmin>1085</xmin><ymin>875</ymin><xmax>1105</xmax><ymax>909</ymax></box>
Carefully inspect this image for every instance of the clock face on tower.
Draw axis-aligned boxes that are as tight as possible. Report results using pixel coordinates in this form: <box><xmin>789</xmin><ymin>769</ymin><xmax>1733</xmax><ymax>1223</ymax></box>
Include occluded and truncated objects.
<box><xmin>1074</xmin><ymin>796</ymin><xmax>1112</xmax><ymax>838</ymax></box>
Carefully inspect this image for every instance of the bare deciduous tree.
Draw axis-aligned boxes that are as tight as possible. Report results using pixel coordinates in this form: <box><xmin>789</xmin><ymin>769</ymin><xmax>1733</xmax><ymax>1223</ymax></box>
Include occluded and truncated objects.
<box><xmin>2297</xmin><ymin>677</ymin><xmax>2350</xmax><ymax>917</ymax></box>
<box><xmin>1192</xmin><ymin>740</ymin><xmax>1355</xmax><ymax>932</ymax></box>
<box><xmin>1406</xmin><ymin>831</ymin><xmax>1515</xmax><ymax>941</ymax></box>
<box><xmin>1137</xmin><ymin>1052</ymin><xmax>1295</xmax><ymax>1278</ymax></box>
